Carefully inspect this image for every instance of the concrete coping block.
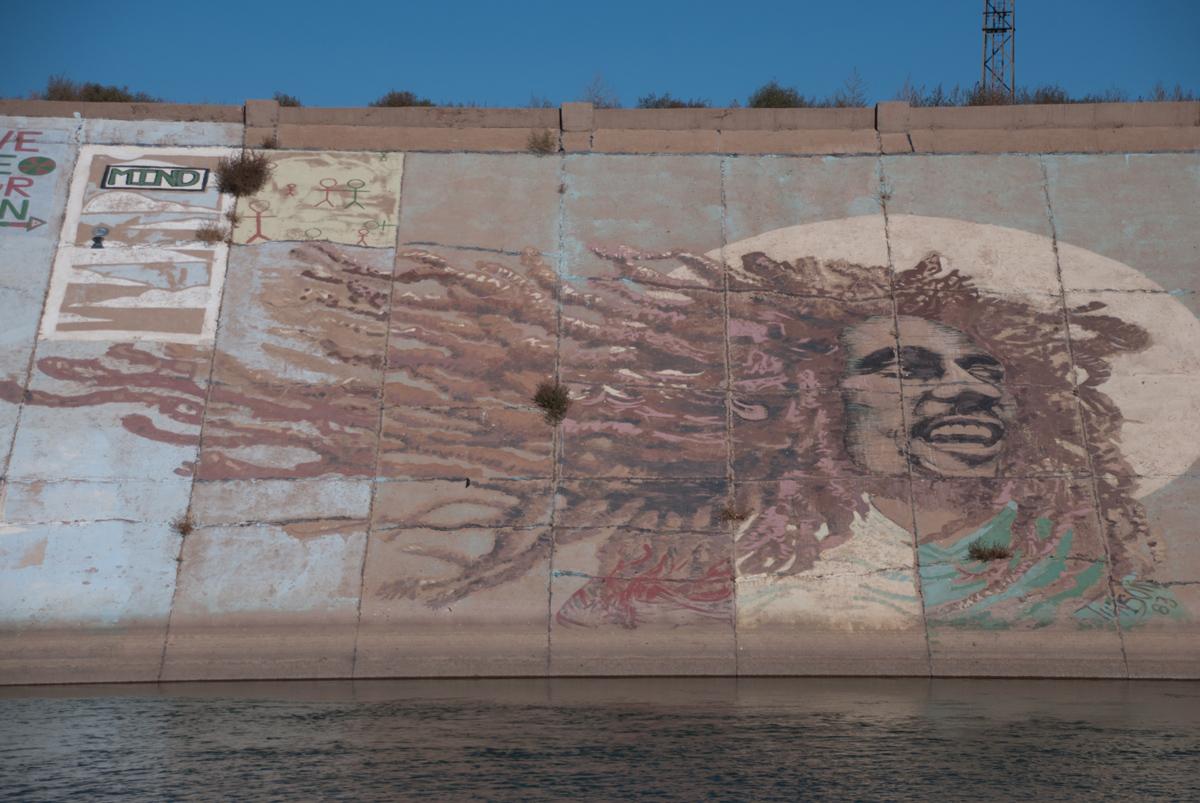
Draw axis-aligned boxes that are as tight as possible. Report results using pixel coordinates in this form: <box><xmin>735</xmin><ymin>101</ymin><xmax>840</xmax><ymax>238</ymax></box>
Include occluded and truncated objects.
<box><xmin>245</xmin><ymin>98</ymin><xmax>280</xmax><ymax>128</ymax></box>
<box><xmin>875</xmin><ymin>101</ymin><xmax>911</xmax><ymax>133</ymax></box>
<box><xmin>561</xmin><ymin>102</ymin><xmax>595</xmax><ymax>132</ymax></box>
<box><xmin>0</xmin><ymin>100</ymin><xmax>243</xmax><ymax>122</ymax></box>
<box><xmin>276</xmin><ymin>123</ymin><xmax>538</xmax><ymax>151</ymax></box>
<box><xmin>908</xmin><ymin>101</ymin><xmax>1200</xmax><ymax>130</ymax></box>
<box><xmin>719</xmin><ymin>128</ymin><xmax>881</xmax><ymax>155</ymax></box>
<box><xmin>279</xmin><ymin>106</ymin><xmax>560</xmax><ymax>129</ymax></box>
<box><xmin>908</xmin><ymin>125</ymin><xmax>1200</xmax><ymax>154</ymax></box>
<box><xmin>593</xmin><ymin>106</ymin><xmax>876</xmax><ymax>131</ymax></box>
<box><xmin>590</xmin><ymin>128</ymin><xmax>721</xmax><ymax>153</ymax></box>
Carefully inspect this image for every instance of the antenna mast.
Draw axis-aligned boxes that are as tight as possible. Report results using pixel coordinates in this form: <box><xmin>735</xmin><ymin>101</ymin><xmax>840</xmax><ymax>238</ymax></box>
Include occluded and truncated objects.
<box><xmin>981</xmin><ymin>0</ymin><xmax>1016</xmax><ymax>101</ymax></box>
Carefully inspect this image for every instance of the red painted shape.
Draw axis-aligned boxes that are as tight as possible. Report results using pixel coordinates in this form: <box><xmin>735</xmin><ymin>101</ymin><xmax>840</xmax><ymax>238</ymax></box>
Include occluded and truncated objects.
<box><xmin>4</xmin><ymin>176</ymin><xmax>34</xmax><ymax>198</ymax></box>
<box><xmin>0</xmin><ymin>130</ymin><xmax>43</xmax><ymax>152</ymax></box>
<box><xmin>14</xmin><ymin>131</ymin><xmax>42</xmax><ymax>152</ymax></box>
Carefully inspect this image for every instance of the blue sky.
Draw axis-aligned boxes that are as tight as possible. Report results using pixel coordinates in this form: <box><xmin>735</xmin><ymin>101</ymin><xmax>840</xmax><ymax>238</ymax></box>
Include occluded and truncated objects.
<box><xmin>5</xmin><ymin>0</ymin><xmax>1198</xmax><ymax>106</ymax></box>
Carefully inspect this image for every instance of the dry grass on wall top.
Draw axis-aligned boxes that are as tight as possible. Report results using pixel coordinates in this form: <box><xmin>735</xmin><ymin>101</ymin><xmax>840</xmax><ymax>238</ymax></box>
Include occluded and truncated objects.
<box><xmin>37</xmin><ymin>74</ymin><xmax>161</xmax><ymax>103</ymax></box>
<box><xmin>215</xmin><ymin>150</ymin><xmax>271</xmax><ymax>197</ymax></box>
<box><xmin>369</xmin><ymin>89</ymin><xmax>436</xmax><ymax>107</ymax></box>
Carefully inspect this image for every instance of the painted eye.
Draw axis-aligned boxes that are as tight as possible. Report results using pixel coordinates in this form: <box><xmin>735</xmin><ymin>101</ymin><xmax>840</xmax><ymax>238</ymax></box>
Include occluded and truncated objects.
<box><xmin>874</xmin><ymin>357</ymin><xmax>900</xmax><ymax>378</ymax></box>
<box><xmin>969</xmin><ymin>365</ymin><xmax>1004</xmax><ymax>383</ymax></box>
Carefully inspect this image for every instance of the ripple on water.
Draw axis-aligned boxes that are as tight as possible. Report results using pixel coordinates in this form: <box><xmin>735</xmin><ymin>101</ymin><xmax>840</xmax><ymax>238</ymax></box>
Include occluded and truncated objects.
<box><xmin>1</xmin><ymin>678</ymin><xmax>1198</xmax><ymax>801</ymax></box>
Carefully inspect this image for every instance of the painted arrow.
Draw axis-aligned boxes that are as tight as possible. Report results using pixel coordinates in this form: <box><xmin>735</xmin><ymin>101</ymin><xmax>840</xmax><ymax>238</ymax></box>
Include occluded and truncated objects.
<box><xmin>0</xmin><ymin>216</ymin><xmax>46</xmax><ymax>231</ymax></box>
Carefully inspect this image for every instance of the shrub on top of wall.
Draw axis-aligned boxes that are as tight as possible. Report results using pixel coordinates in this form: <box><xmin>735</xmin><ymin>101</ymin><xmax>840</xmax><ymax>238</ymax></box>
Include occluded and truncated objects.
<box><xmin>896</xmin><ymin>79</ymin><xmax>1198</xmax><ymax>107</ymax></box>
<box><xmin>747</xmin><ymin>80</ymin><xmax>820</xmax><ymax>108</ymax></box>
<box><xmin>636</xmin><ymin>93</ymin><xmax>710</xmax><ymax>109</ymax></box>
<box><xmin>273</xmin><ymin>91</ymin><xmax>302</xmax><ymax>107</ymax></box>
<box><xmin>369</xmin><ymin>90</ymin><xmax>436</xmax><ymax>107</ymax></box>
<box><xmin>38</xmin><ymin>74</ymin><xmax>161</xmax><ymax>103</ymax></box>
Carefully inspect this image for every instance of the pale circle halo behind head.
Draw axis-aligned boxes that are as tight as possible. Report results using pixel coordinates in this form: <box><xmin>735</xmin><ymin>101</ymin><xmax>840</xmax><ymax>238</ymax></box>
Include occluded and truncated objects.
<box><xmin>709</xmin><ymin>214</ymin><xmax>1200</xmax><ymax>497</ymax></box>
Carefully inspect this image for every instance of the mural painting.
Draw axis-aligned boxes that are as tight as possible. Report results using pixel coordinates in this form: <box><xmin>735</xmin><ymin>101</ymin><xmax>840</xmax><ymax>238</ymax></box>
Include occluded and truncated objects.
<box><xmin>39</xmin><ymin>145</ymin><xmax>234</xmax><ymax>343</ymax></box>
<box><xmin>231</xmin><ymin>151</ymin><xmax>402</xmax><ymax>248</ymax></box>
<box><xmin>0</xmin><ymin>121</ymin><xmax>76</xmax><ymax>472</ymax></box>
<box><xmin>375</xmin><ymin>214</ymin><xmax>1196</xmax><ymax>655</ymax></box>
<box><xmin>1</xmin><ymin>140</ymin><xmax>1196</xmax><ymax>679</ymax></box>
<box><xmin>0</xmin><ymin>127</ymin><xmax>59</xmax><ymax>235</ymax></box>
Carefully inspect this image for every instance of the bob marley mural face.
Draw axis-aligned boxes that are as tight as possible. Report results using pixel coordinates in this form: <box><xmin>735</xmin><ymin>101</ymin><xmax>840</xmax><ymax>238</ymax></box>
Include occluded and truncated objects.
<box><xmin>842</xmin><ymin>315</ymin><xmax>1014</xmax><ymax>478</ymax></box>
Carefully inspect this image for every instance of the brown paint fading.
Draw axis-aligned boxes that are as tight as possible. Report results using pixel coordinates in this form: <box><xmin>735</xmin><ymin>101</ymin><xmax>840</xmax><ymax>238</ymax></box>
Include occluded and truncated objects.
<box><xmin>213</xmin><ymin>242</ymin><xmax>393</xmax><ymax>386</ymax></box>
<box><xmin>56</xmin><ymin>307</ymin><xmax>207</xmax><ymax>335</ymax></box>
<box><xmin>3</xmin><ymin>232</ymin><xmax>1162</xmax><ymax>635</ymax></box>
<box><xmin>0</xmin><ymin>344</ymin><xmax>210</xmax><ymax>472</ymax></box>
<box><xmin>376</xmin><ymin>244</ymin><xmax>1154</xmax><ymax>629</ymax></box>
<box><xmin>197</xmin><ymin>381</ymin><xmax>381</xmax><ymax>480</ymax></box>
<box><xmin>378</xmin><ymin>405</ymin><xmax>552</xmax><ymax>481</ymax></box>
<box><xmin>388</xmin><ymin>248</ymin><xmax>557</xmax><ymax>407</ymax></box>
<box><xmin>15</xmin><ymin>538</ymin><xmax>48</xmax><ymax>569</ymax></box>
<box><xmin>373</xmin><ymin>527</ymin><xmax>553</xmax><ymax>609</ymax></box>
<box><xmin>372</xmin><ymin>480</ymin><xmax>552</xmax><ymax>530</ymax></box>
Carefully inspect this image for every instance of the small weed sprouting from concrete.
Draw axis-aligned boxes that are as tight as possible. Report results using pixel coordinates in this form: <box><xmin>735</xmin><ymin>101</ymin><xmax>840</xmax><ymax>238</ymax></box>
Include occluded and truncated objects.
<box><xmin>718</xmin><ymin>504</ymin><xmax>750</xmax><ymax>524</ymax></box>
<box><xmin>533</xmin><ymin>380</ymin><xmax>571</xmax><ymax>424</ymax></box>
<box><xmin>172</xmin><ymin>512</ymin><xmax>195</xmax><ymax>538</ymax></box>
<box><xmin>258</xmin><ymin>133</ymin><xmax>279</xmax><ymax>149</ymax></box>
<box><xmin>215</xmin><ymin>150</ymin><xmax>271</xmax><ymax>197</ymax></box>
<box><xmin>527</xmin><ymin>129</ymin><xmax>557</xmax><ymax>155</ymax></box>
<box><xmin>967</xmin><ymin>540</ymin><xmax>1012</xmax><ymax>562</ymax></box>
<box><xmin>195</xmin><ymin>221</ymin><xmax>228</xmax><ymax>243</ymax></box>
<box><xmin>225</xmin><ymin>209</ymin><xmax>242</xmax><ymax>228</ymax></box>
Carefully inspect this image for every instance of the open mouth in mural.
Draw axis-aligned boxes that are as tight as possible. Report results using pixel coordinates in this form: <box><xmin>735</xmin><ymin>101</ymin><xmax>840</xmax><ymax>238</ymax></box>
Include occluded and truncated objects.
<box><xmin>912</xmin><ymin>415</ymin><xmax>1005</xmax><ymax>454</ymax></box>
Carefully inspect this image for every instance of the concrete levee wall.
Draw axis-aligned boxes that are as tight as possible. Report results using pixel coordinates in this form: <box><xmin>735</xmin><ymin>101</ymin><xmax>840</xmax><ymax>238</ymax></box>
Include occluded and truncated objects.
<box><xmin>0</xmin><ymin>101</ymin><xmax>1198</xmax><ymax>684</ymax></box>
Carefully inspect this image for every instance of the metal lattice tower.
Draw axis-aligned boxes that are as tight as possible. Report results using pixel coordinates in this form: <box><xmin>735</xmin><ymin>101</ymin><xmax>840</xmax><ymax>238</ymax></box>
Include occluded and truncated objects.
<box><xmin>981</xmin><ymin>0</ymin><xmax>1016</xmax><ymax>100</ymax></box>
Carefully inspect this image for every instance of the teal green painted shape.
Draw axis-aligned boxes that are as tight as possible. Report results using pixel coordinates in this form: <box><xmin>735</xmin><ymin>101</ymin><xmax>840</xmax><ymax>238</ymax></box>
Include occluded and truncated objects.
<box><xmin>920</xmin><ymin>500</ymin><xmax>1189</xmax><ymax>631</ymax></box>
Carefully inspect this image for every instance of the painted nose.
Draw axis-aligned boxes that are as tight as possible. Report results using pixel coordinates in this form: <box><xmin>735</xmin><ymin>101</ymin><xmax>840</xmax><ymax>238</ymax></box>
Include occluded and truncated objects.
<box><xmin>931</xmin><ymin>361</ymin><xmax>1003</xmax><ymax>398</ymax></box>
<box><xmin>943</xmin><ymin>389</ymin><xmax>1001</xmax><ymax>416</ymax></box>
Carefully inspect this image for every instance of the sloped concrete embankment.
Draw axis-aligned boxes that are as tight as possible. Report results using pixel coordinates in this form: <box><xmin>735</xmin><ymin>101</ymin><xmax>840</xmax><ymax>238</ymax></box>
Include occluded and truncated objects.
<box><xmin>0</xmin><ymin>100</ymin><xmax>1198</xmax><ymax>683</ymax></box>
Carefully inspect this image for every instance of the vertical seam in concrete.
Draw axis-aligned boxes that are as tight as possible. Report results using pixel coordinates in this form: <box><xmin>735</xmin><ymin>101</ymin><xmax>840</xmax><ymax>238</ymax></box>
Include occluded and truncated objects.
<box><xmin>719</xmin><ymin>155</ymin><xmax>739</xmax><ymax>676</ymax></box>
<box><xmin>349</xmin><ymin>152</ymin><xmax>408</xmax><ymax>678</ymax></box>
<box><xmin>877</xmin><ymin>153</ymin><xmax>934</xmax><ymax>677</ymax></box>
<box><xmin>1038</xmin><ymin>154</ymin><xmax>1131</xmax><ymax>678</ymax></box>
<box><xmin>546</xmin><ymin>153</ymin><xmax>568</xmax><ymax>676</ymax></box>
<box><xmin>156</xmin><ymin>196</ymin><xmax>239</xmax><ymax>682</ymax></box>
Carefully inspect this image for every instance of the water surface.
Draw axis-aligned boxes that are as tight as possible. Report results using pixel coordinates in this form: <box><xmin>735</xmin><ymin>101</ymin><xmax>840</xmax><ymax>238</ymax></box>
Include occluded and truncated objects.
<box><xmin>2</xmin><ymin>678</ymin><xmax>1198</xmax><ymax>800</ymax></box>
